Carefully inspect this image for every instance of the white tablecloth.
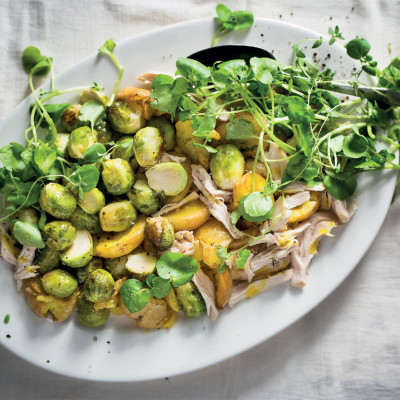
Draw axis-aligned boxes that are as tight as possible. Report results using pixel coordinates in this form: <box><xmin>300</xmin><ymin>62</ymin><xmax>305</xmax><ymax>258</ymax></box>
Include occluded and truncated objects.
<box><xmin>0</xmin><ymin>0</ymin><xmax>399</xmax><ymax>398</ymax></box>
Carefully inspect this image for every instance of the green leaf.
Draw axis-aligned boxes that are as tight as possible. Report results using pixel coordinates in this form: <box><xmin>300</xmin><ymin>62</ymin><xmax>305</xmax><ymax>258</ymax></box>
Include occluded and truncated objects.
<box><xmin>264</xmin><ymin>181</ymin><xmax>278</xmax><ymax>195</ymax></box>
<box><xmin>330</xmin><ymin>135</ymin><xmax>344</xmax><ymax>153</ymax></box>
<box><xmin>218</xmin><ymin>59</ymin><xmax>247</xmax><ymax>78</ymax></box>
<box><xmin>312</xmin><ymin>37</ymin><xmax>323</xmax><ymax>49</ymax></box>
<box><xmin>120</xmin><ymin>279</ymin><xmax>151</xmax><ymax>314</ymax></box>
<box><xmin>7</xmin><ymin>181</ymin><xmax>41</xmax><ymax>207</ymax></box>
<box><xmin>38</xmin><ymin>210</ymin><xmax>47</xmax><ymax>230</ymax></box>
<box><xmin>323</xmin><ymin>173</ymin><xmax>357</xmax><ymax>200</ymax></box>
<box><xmin>194</xmin><ymin>99</ymin><xmax>217</xmax><ymax>138</ymax></box>
<box><xmin>22</xmin><ymin>46</ymin><xmax>44</xmax><ymax>74</ymax></box>
<box><xmin>84</xmin><ymin>143</ymin><xmax>107</xmax><ymax>164</ymax></box>
<box><xmin>211</xmin><ymin>68</ymin><xmax>230</xmax><ymax>88</ymax></box>
<box><xmin>149</xmin><ymin>276</ymin><xmax>171</xmax><ymax>299</ymax></box>
<box><xmin>216</xmin><ymin>3</ymin><xmax>232</xmax><ymax>21</ymax></box>
<box><xmin>238</xmin><ymin>191</ymin><xmax>274</xmax><ymax>223</ymax></box>
<box><xmin>345</xmin><ymin>37</ymin><xmax>371</xmax><ymax>60</ymax></box>
<box><xmin>176</xmin><ymin>57</ymin><xmax>211</xmax><ymax>83</ymax></box>
<box><xmin>156</xmin><ymin>252</ymin><xmax>198</xmax><ymax>288</ymax></box>
<box><xmin>236</xmin><ymin>249</ymin><xmax>251</xmax><ymax>269</ymax></box>
<box><xmin>99</xmin><ymin>39</ymin><xmax>116</xmax><ymax>57</ymax></box>
<box><xmin>250</xmin><ymin>58</ymin><xmax>273</xmax><ymax>85</ymax></box>
<box><xmin>297</xmin><ymin>123</ymin><xmax>315</xmax><ymax>157</ymax></box>
<box><xmin>13</xmin><ymin>221</ymin><xmax>45</xmax><ymax>248</ymax></box>
<box><xmin>225</xmin><ymin>118</ymin><xmax>255</xmax><ymax>140</ymax></box>
<box><xmin>218</xmin><ymin>261</ymin><xmax>227</xmax><ymax>273</ymax></box>
<box><xmin>33</xmin><ymin>141</ymin><xmax>57</xmax><ymax>175</ymax></box>
<box><xmin>342</xmin><ymin>133</ymin><xmax>368</xmax><ymax>158</ymax></box>
<box><xmin>152</xmin><ymin>74</ymin><xmax>174</xmax><ymax>88</ymax></box>
<box><xmin>30</xmin><ymin>58</ymin><xmax>52</xmax><ymax>77</ymax></box>
<box><xmin>282</xmin><ymin>97</ymin><xmax>315</xmax><ymax>125</ymax></box>
<box><xmin>216</xmin><ymin>246</ymin><xmax>229</xmax><ymax>261</ymax></box>
<box><xmin>231</xmin><ymin>10</ymin><xmax>254</xmax><ymax>30</ymax></box>
<box><xmin>230</xmin><ymin>210</ymin><xmax>241</xmax><ymax>226</ymax></box>
<box><xmin>78</xmin><ymin>100</ymin><xmax>105</xmax><ymax>128</ymax></box>
<box><xmin>69</xmin><ymin>165</ymin><xmax>100</xmax><ymax>192</ymax></box>
<box><xmin>0</xmin><ymin>143</ymin><xmax>28</xmax><ymax>173</ymax></box>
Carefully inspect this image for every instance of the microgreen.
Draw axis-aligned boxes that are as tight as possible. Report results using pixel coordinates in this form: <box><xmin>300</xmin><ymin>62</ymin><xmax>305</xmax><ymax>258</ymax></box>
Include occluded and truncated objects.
<box><xmin>156</xmin><ymin>252</ymin><xmax>198</xmax><ymax>287</ymax></box>
<box><xmin>120</xmin><ymin>279</ymin><xmax>151</xmax><ymax>314</ymax></box>
<box><xmin>69</xmin><ymin>165</ymin><xmax>100</xmax><ymax>194</ymax></box>
<box><xmin>146</xmin><ymin>274</ymin><xmax>172</xmax><ymax>299</ymax></box>
<box><xmin>13</xmin><ymin>221</ymin><xmax>45</xmax><ymax>248</ymax></box>
<box><xmin>83</xmin><ymin>143</ymin><xmax>107</xmax><ymax>164</ymax></box>
<box><xmin>238</xmin><ymin>192</ymin><xmax>274</xmax><ymax>223</ymax></box>
<box><xmin>78</xmin><ymin>100</ymin><xmax>105</xmax><ymax>129</ymax></box>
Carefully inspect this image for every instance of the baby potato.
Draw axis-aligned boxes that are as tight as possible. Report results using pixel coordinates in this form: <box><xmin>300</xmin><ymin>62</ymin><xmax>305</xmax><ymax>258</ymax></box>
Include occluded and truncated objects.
<box><xmin>232</xmin><ymin>172</ymin><xmax>267</xmax><ymax>210</ymax></box>
<box><xmin>287</xmin><ymin>192</ymin><xmax>322</xmax><ymax>224</ymax></box>
<box><xmin>164</xmin><ymin>199</ymin><xmax>210</xmax><ymax>231</ymax></box>
<box><xmin>215</xmin><ymin>268</ymin><xmax>233</xmax><ymax>308</ymax></box>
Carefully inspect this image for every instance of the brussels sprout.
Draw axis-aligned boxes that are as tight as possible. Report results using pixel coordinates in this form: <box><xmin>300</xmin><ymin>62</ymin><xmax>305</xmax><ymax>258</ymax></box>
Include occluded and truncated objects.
<box><xmin>94</xmin><ymin>119</ymin><xmax>113</xmax><ymax>145</ymax></box>
<box><xmin>68</xmin><ymin>206</ymin><xmax>101</xmax><ymax>234</ymax></box>
<box><xmin>42</xmin><ymin>221</ymin><xmax>77</xmax><ymax>251</ymax></box>
<box><xmin>60</xmin><ymin>230</ymin><xmax>93</xmax><ymax>268</ymax></box>
<box><xmin>68</xmin><ymin>126</ymin><xmax>98</xmax><ymax>159</ymax></box>
<box><xmin>99</xmin><ymin>201</ymin><xmax>137</xmax><ymax>233</ymax></box>
<box><xmin>127</xmin><ymin>179</ymin><xmax>164</xmax><ymax>215</ymax></box>
<box><xmin>60</xmin><ymin>104</ymin><xmax>89</xmax><ymax>132</ymax></box>
<box><xmin>132</xmin><ymin>127</ymin><xmax>164</xmax><ymax>167</ymax></box>
<box><xmin>55</xmin><ymin>133</ymin><xmax>70</xmax><ymax>155</ymax></box>
<box><xmin>34</xmin><ymin>245</ymin><xmax>60</xmax><ymax>274</ymax></box>
<box><xmin>79</xmin><ymin>89</ymin><xmax>108</xmax><ymax>106</ymax></box>
<box><xmin>15</xmin><ymin>208</ymin><xmax>39</xmax><ymax>224</ymax></box>
<box><xmin>102</xmin><ymin>158</ymin><xmax>135</xmax><ymax>196</ymax></box>
<box><xmin>107</xmin><ymin>100</ymin><xmax>145</xmax><ymax>134</ymax></box>
<box><xmin>104</xmin><ymin>256</ymin><xmax>129</xmax><ymax>280</ymax></box>
<box><xmin>145</xmin><ymin>162</ymin><xmax>187</xmax><ymax>196</ymax></box>
<box><xmin>146</xmin><ymin>116</ymin><xmax>176</xmax><ymax>151</ymax></box>
<box><xmin>210</xmin><ymin>144</ymin><xmax>245</xmax><ymax>190</ymax></box>
<box><xmin>39</xmin><ymin>183</ymin><xmax>77</xmax><ymax>219</ymax></box>
<box><xmin>111</xmin><ymin>136</ymin><xmax>135</xmax><ymax>160</ymax></box>
<box><xmin>76</xmin><ymin>257</ymin><xmax>103</xmax><ymax>284</ymax></box>
<box><xmin>125</xmin><ymin>251</ymin><xmax>157</xmax><ymax>277</ymax></box>
<box><xmin>84</xmin><ymin>269</ymin><xmax>115</xmax><ymax>302</ymax></box>
<box><xmin>146</xmin><ymin>217</ymin><xmax>175</xmax><ymax>251</ymax></box>
<box><xmin>129</xmin><ymin>157</ymin><xmax>139</xmax><ymax>171</ymax></box>
<box><xmin>77</xmin><ymin>295</ymin><xmax>110</xmax><ymax>327</ymax></box>
<box><xmin>42</xmin><ymin>269</ymin><xmax>78</xmax><ymax>298</ymax></box>
<box><xmin>175</xmin><ymin>282</ymin><xmax>207</xmax><ymax>318</ymax></box>
<box><xmin>77</xmin><ymin>188</ymin><xmax>105</xmax><ymax>215</ymax></box>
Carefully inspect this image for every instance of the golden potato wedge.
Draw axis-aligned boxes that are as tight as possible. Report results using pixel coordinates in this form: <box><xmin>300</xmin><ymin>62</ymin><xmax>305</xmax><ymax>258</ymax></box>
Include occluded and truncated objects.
<box><xmin>287</xmin><ymin>192</ymin><xmax>322</xmax><ymax>224</ymax></box>
<box><xmin>95</xmin><ymin>215</ymin><xmax>146</xmax><ymax>258</ymax></box>
<box><xmin>215</xmin><ymin>268</ymin><xmax>233</xmax><ymax>308</ymax></box>
<box><xmin>164</xmin><ymin>199</ymin><xmax>210</xmax><ymax>231</ymax></box>
<box><xmin>231</xmin><ymin>172</ymin><xmax>267</xmax><ymax>210</ymax></box>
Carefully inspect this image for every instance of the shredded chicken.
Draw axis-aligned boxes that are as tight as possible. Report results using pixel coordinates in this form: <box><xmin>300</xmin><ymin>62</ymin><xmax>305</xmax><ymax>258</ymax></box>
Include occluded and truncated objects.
<box><xmin>228</xmin><ymin>253</ymin><xmax>255</xmax><ymax>282</ymax></box>
<box><xmin>228</xmin><ymin>269</ymin><xmax>294</xmax><ymax>308</ymax></box>
<box><xmin>152</xmin><ymin>192</ymin><xmax>199</xmax><ymax>217</ymax></box>
<box><xmin>286</xmin><ymin>191</ymin><xmax>311</xmax><ymax>209</ymax></box>
<box><xmin>1</xmin><ymin>236</ymin><xmax>18</xmax><ymax>265</ymax></box>
<box><xmin>136</xmin><ymin>72</ymin><xmax>174</xmax><ymax>89</ymax></box>
<box><xmin>159</xmin><ymin>153</ymin><xmax>186</xmax><ymax>163</ymax></box>
<box><xmin>0</xmin><ymin>222</ymin><xmax>9</xmax><ymax>236</ymax></box>
<box><xmin>329</xmin><ymin>195</ymin><xmax>358</xmax><ymax>224</ymax></box>
<box><xmin>266</xmin><ymin>143</ymin><xmax>288</xmax><ymax>180</ymax></box>
<box><xmin>14</xmin><ymin>246</ymin><xmax>37</xmax><ymax>291</ymax></box>
<box><xmin>283</xmin><ymin>181</ymin><xmax>325</xmax><ymax>193</ymax></box>
<box><xmin>290</xmin><ymin>212</ymin><xmax>338</xmax><ymax>288</ymax></box>
<box><xmin>169</xmin><ymin>231</ymin><xmax>199</xmax><ymax>257</ymax></box>
<box><xmin>192</xmin><ymin>269</ymin><xmax>219</xmax><ymax>321</ymax></box>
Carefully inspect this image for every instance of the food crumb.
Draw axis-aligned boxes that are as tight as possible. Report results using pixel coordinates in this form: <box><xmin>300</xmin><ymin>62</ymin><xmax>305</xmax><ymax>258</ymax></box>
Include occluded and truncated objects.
<box><xmin>93</xmin><ymin>336</ymin><xmax>98</xmax><ymax>342</ymax></box>
<box><xmin>165</xmin><ymin>377</ymin><xmax>169</xmax><ymax>381</ymax></box>
<box><xmin>107</xmin><ymin>340</ymin><xmax>111</xmax><ymax>344</ymax></box>
<box><xmin>6</xmin><ymin>334</ymin><xmax>11</xmax><ymax>339</ymax></box>
<box><xmin>46</xmin><ymin>360</ymin><xmax>50</xmax><ymax>363</ymax></box>
<box><xmin>3</xmin><ymin>314</ymin><xmax>10</xmax><ymax>325</ymax></box>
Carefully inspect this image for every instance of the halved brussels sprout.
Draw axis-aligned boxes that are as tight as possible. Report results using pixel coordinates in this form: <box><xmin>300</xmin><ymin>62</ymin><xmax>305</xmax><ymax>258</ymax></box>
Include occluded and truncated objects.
<box><xmin>55</xmin><ymin>133</ymin><xmax>70</xmax><ymax>155</ymax></box>
<box><xmin>42</xmin><ymin>269</ymin><xmax>78</xmax><ymax>298</ymax></box>
<box><xmin>68</xmin><ymin>206</ymin><xmax>101</xmax><ymax>234</ymax></box>
<box><xmin>68</xmin><ymin>126</ymin><xmax>98</xmax><ymax>159</ymax></box>
<box><xmin>146</xmin><ymin>116</ymin><xmax>176</xmax><ymax>151</ymax></box>
<box><xmin>102</xmin><ymin>158</ymin><xmax>135</xmax><ymax>196</ymax></box>
<box><xmin>39</xmin><ymin>183</ymin><xmax>77</xmax><ymax>219</ymax></box>
<box><xmin>125</xmin><ymin>251</ymin><xmax>157</xmax><ymax>277</ymax></box>
<box><xmin>77</xmin><ymin>295</ymin><xmax>110</xmax><ymax>327</ymax></box>
<box><xmin>94</xmin><ymin>119</ymin><xmax>113</xmax><ymax>146</ymax></box>
<box><xmin>76</xmin><ymin>257</ymin><xmax>103</xmax><ymax>284</ymax></box>
<box><xmin>60</xmin><ymin>104</ymin><xmax>89</xmax><ymax>133</ymax></box>
<box><xmin>210</xmin><ymin>144</ymin><xmax>245</xmax><ymax>190</ymax></box>
<box><xmin>84</xmin><ymin>269</ymin><xmax>115</xmax><ymax>302</ymax></box>
<box><xmin>15</xmin><ymin>208</ymin><xmax>39</xmax><ymax>224</ymax></box>
<box><xmin>104</xmin><ymin>256</ymin><xmax>129</xmax><ymax>280</ymax></box>
<box><xmin>77</xmin><ymin>188</ymin><xmax>105</xmax><ymax>215</ymax></box>
<box><xmin>79</xmin><ymin>89</ymin><xmax>108</xmax><ymax>106</ymax></box>
<box><xmin>107</xmin><ymin>100</ymin><xmax>145</xmax><ymax>134</ymax></box>
<box><xmin>60</xmin><ymin>230</ymin><xmax>93</xmax><ymax>268</ymax></box>
<box><xmin>145</xmin><ymin>162</ymin><xmax>187</xmax><ymax>196</ymax></box>
<box><xmin>100</xmin><ymin>201</ymin><xmax>137</xmax><ymax>232</ymax></box>
<box><xmin>35</xmin><ymin>245</ymin><xmax>60</xmax><ymax>275</ymax></box>
<box><xmin>111</xmin><ymin>136</ymin><xmax>135</xmax><ymax>160</ymax></box>
<box><xmin>175</xmin><ymin>281</ymin><xmax>207</xmax><ymax>318</ymax></box>
<box><xmin>146</xmin><ymin>217</ymin><xmax>175</xmax><ymax>251</ymax></box>
<box><xmin>132</xmin><ymin>127</ymin><xmax>164</xmax><ymax>167</ymax></box>
<box><xmin>43</xmin><ymin>221</ymin><xmax>77</xmax><ymax>251</ymax></box>
<box><xmin>127</xmin><ymin>179</ymin><xmax>164</xmax><ymax>215</ymax></box>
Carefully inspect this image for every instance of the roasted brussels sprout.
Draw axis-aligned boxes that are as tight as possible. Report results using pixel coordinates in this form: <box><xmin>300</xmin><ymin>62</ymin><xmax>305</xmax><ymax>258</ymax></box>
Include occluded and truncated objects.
<box><xmin>210</xmin><ymin>144</ymin><xmax>245</xmax><ymax>190</ymax></box>
<box><xmin>60</xmin><ymin>104</ymin><xmax>89</xmax><ymax>132</ymax></box>
<box><xmin>84</xmin><ymin>269</ymin><xmax>115</xmax><ymax>302</ymax></box>
<box><xmin>175</xmin><ymin>282</ymin><xmax>207</xmax><ymax>318</ymax></box>
<box><xmin>146</xmin><ymin>217</ymin><xmax>175</xmax><ymax>251</ymax></box>
<box><xmin>104</xmin><ymin>256</ymin><xmax>129</xmax><ymax>280</ymax></box>
<box><xmin>111</xmin><ymin>136</ymin><xmax>135</xmax><ymax>160</ymax></box>
<box><xmin>125</xmin><ymin>251</ymin><xmax>157</xmax><ymax>277</ymax></box>
<box><xmin>145</xmin><ymin>162</ymin><xmax>187</xmax><ymax>196</ymax></box>
<box><xmin>146</xmin><ymin>116</ymin><xmax>176</xmax><ymax>151</ymax></box>
<box><xmin>107</xmin><ymin>100</ymin><xmax>145</xmax><ymax>134</ymax></box>
<box><xmin>77</xmin><ymin>295</ymin><xmax>110</xmax><ymax>327</ymax></box>
<box><xmin>127</xmin><ymin>179</ymin><xmax>164</xmax><ymax>215</ymax></box>
<box><xmin>79</xmin><ymin>89</ymin><xmax>108</xmax><ymax>106</ymax></box>
<box><xmin>94</xmin><ymin>119</ymin><xmax>113</xmax><ymax>145</ymax></box>
<box><xmin>99</xmin><ymin>201</ymin><xmax>137</xmax><ymax>232</ymax></box>
<box><xmin>102</xmin><ymin>158</ymin><xmax>135</xmax><ymax>196</ymax></box>
<box><xmin>77</xmin><ymin>188</ymin><xmax>105</xmax><ymax>215</ymax></box>
<box><xmin>15</xmin><ymin>208</ymin><xmax>39</xmax><ymax>224</ymax></box>
<box><xmin>132</xmin><ymin>127</ymin><xmax>164</xmax><ymax>167</ymax></box>
<box><xmin>68</xmin><ymin>126</ymin><xmax>98</xmax><ymax>159</ymax></box>
<box><xmin>68</xmin><ymin>206</ymin><xmax>101</xmax><ymax>234</ymax></box>
<box><xmin>34</xmin><ymin>245</ymin><xmax>60</xmax><ymax>274</ymax></box>
<box><xmin>43</xmin><ymin>221</ymin><xmax>77</xmax><ymax>251</ymax></box>
<box><xmin>39</xmin><ymin>183</ymin><xmax>77</xmax><ymax>219</ymax></box>
<box><xmin>55</xmin><ymin>133</ymin><xmax>70</xmax><ymax>155</ymax></box>
<box><xmin>60</xmin><ymin>230</ymin><xmax>93</xmax><ymax>268</ymax></box>
<box><xmin>76</xmin><ymin>257</ymin><xmax>103</xmax><ymax>284</ymax></box>
<box><xmin>42</xmin><ymin>269</ymin><xmax>78</xmax><ymax>298</ymax></box>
